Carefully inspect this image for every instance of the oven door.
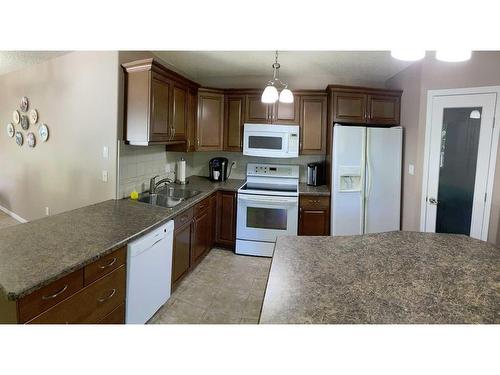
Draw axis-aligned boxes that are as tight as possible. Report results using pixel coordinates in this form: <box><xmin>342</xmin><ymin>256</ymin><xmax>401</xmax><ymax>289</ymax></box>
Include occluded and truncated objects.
<box><xmin>237</xmin><ymin>193</ymin><xmax>298</xmax><ymax>242</ymax></box>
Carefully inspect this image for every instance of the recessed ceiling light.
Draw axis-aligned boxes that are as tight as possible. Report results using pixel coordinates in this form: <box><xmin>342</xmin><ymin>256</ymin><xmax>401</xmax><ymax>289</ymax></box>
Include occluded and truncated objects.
<box><xmin>435</xmin><ymin>50</ymin><xmax>472</xmax><ymax>62</ymax></box>
<box><xmin>390</xmin><ymin>50</ymin><xmax>426</xmax><ymax>61</ymax></box>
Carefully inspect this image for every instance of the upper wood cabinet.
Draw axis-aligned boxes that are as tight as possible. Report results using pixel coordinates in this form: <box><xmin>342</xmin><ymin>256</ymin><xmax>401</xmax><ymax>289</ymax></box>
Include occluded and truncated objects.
<box><xmin>122</xmin><ymin>58</ymin><xmax>199</xmax><ymax>146</ymax></box>
<box><xmin>273</xmin><ymin>100</ymin><xmax>300</xmax><ymax>124</ymax></box>
<box><xmin>245</xmin><ymin>94</ymin><xmax>271</xmax><ymax>123</ymax></box>
<box><xmin>197</xmin><ymin>89</ymin><xmax>225</xmax><ymax>151</ymax></box>
<box><xmin>224</xmin><ymin>95</ymin><xmax>245</xmax><ymax>151</ymax></box>
<box><xmin>299</xmin><ymin>94</ymin><xmax>327</xmax><ymax>155</ymax></box>
<box><xmin>328</xmin><ymin>85</ymin><xmax>402</xmax><ymax>126</ymax></box>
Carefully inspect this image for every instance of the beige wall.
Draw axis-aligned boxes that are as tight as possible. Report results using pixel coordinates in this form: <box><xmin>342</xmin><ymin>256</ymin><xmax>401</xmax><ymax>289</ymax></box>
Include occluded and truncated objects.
<box><xmin>386</xmin><ymin>51</ymin><xmax>500</xmax><ymax>244</ymax></box>
<box><xmin>0</xmin><ymin>51</ymin><xmax>120</xmax><ymax>221</ymax></box>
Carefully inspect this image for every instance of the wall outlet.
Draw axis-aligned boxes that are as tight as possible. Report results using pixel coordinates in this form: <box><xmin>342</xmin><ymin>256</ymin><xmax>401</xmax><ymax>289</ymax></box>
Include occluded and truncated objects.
<box><xmin>102</xmin><ymin>170</ymin><xmax>108</xmax><ymax>182</ymax></box>
<box><xmin>45</xmin><ymin>207</ymin><xmax>50</xmax><ymax>216</ymax></box>
<box><xmin>165</xmin><ymin>164</ymin><xmax>171</xmax><ymax>173</ymax></box>
<box><xmin>408</xmin><ymin>164</ymin><xmax>415</xmax><ymax>176</ymax></box>
<box><xmin>102</xmin><ymin>145</ymin><xmax>109</xmax><ymax>159</ymax></box>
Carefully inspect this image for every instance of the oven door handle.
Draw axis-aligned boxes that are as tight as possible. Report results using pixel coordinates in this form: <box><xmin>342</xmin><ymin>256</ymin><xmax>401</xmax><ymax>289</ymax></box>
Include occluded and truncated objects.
<box><xmin>238</xmin><ymin>194</ymin><xmax>298</xmax><ymax>204</ymax></box>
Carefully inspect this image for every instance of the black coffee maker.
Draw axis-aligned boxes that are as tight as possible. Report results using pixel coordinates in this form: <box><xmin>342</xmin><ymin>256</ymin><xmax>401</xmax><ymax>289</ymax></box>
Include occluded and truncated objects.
<box><xmin>209</xmin><ymin>157</ymin><xmax>229</xmax><ymax>182</ymax></box>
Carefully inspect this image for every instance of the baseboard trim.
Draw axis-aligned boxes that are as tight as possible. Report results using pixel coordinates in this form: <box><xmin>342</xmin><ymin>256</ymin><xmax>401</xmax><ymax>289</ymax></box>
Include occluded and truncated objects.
<box><xmin>0</xmin><ymin>204</ymin><xmax>27</xmax><ymax>223</ymax></box>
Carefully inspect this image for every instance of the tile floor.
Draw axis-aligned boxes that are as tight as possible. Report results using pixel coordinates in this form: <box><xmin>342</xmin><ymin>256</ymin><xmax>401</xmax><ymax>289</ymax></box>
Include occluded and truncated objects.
<box><xmin>149</xmin><ymin>248</ymin><xmax>272</xmax><ymax>324</ymax></box>
<box><xmin>0</xmin><ymin>211</ymin><xmax>19</xmax><ymax>230</ymax></box>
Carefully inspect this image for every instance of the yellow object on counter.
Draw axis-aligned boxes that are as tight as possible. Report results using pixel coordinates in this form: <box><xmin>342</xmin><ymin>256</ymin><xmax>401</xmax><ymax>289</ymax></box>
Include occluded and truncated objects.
<box><xmin>130</xmin><ymin>191</ymin><xmax>139</xmax><ymax>200</ymax></box>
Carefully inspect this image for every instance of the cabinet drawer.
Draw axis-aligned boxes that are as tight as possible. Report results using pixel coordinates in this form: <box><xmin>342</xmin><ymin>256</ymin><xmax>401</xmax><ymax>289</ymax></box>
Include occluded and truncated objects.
<box><xmin>300</xmin><ymin>195</ymin><xmax>330</xmax><ymax>210</ymax></box>
<box><xmin>194</xmin><ymin>196</ymin><xmax>210</xmax><ymax>217</ymax></box>
<box><xmin>18</xmin><ymin>269</ymin><xmax>84</xmax><ymax>323</ymax></box>
<box><xmin>98</xmin><ymin>303</ymin><xmax>125</xmax><ymax>324</ymax></box>
<box><xmin>174</xmin><ymin>207</ymin><xmax>193</xmax><ymax>229</ymax></box>
<box><xmin>84</xmin><ymin>247</ymin><xmax>126</xmax><ymax>285</ymax></box>
<box><xmin>27</xmin><ymin>265</ymin><xmax>126</xmax><ymax>324</ymax></box>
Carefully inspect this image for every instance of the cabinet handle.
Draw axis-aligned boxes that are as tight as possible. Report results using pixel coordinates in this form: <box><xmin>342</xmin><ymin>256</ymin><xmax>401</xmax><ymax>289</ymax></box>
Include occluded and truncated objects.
<box><xmin>197</xmin><ymin>138</ymin><xmax>200</xmax><ymax>147</ymax></box>
<box><xmin>98</xmin><ymin>289</ymin><xmax>116</xmax><ymax>303</ymax></box>
<box><xmin>98</xmin><ymin>257</ymin><xmax>117</xmax><ymax>269</ymax></box>
<box><xmin>41</xmin><ymin>284</ymin><xmax>68</xmax><ymax>300</ymax></box>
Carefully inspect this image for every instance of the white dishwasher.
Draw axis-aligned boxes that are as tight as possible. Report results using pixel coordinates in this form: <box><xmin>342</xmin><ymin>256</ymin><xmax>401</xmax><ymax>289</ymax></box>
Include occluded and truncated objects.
<box><xmin>126</xmin><ymin>220</ymin><xmax>174</xmax><ymax>324</ymax></box>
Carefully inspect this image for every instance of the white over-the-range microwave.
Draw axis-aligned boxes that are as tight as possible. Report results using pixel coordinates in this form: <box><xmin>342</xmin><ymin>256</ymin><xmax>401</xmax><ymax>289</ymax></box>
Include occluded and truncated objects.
<box><xmin>243</xmin><ymin>123</ymin><xmax>300</xmax><ymax>158</ymax></box>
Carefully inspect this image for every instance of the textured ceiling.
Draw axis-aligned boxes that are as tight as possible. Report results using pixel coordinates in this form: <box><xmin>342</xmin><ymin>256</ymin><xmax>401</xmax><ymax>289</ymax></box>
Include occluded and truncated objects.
<box><xmin>153</xmin><ymin>51</ymin><xmax>413</xmax><ymax>89</ymax></box>
<box><xmin>0</xmin><ymin>51</ymin><xmax>68</xmax><ymax>76</ymax></box>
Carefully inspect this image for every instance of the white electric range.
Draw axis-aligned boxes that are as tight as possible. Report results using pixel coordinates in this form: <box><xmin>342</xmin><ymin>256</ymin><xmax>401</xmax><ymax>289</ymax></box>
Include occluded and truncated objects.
<box><xmin>236</xmin><ymin>163</ymin><xmax>299</xmax><ymax>257</ymax></box>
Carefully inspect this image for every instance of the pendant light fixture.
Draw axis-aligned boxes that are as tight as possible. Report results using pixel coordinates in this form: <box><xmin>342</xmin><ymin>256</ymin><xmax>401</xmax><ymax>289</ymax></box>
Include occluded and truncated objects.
<box><xmin>261</xmin><ymin>51</ymin><xmax>294</xmax><ymax>104</ymax></box>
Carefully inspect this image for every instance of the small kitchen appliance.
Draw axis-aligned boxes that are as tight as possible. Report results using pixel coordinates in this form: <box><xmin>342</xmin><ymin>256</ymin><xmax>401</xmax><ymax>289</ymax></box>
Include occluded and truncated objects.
<box><xmin>243</xmin><ymin>123</ymin><xmax>299</xmax><ymax>158</ymax></box>
<box><xmin>209</xmin><ymin>157</ymin><xmax>228</xmax><ymax>182</ymax></box>
<box><xmin>307</xmin><ymin>162</ymin><xmax>324</xmax><ymax>186</ymax></box>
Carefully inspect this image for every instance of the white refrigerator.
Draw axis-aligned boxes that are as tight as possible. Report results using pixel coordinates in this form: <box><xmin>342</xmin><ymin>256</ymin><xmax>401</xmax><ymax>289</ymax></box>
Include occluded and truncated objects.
<box><xmin>331</xmin><ymin>124</ymin><xmax>402</xmax><ymax>236</ymax></box>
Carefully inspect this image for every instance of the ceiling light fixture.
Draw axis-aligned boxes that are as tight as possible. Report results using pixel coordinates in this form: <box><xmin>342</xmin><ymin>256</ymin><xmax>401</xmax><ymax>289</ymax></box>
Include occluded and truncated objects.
<box><xmin>261</xmin><ymin>51</ymin><xmax>293</xmax><ymax>104</ymax></box>
<box><xmin>435</xmin><ymin>50</ymin><xmax>472</xmax><ymax>62</ymax></box>
<box><xmin>390</xmin><ymin>50</ymin><xmax>426</xmax><ymax>61</ymax></box>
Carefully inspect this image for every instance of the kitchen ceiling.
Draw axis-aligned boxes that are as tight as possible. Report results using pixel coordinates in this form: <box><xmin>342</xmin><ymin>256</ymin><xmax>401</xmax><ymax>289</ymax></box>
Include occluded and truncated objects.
<box><xmin>0</xmin><ymin>51</ymin><xmax>68</xmax><ymax>76</ymax></box>
<box><xmin>153</xmin><ymin>51</ymin><xmax>414</xmax><ymax>89</ymax></box>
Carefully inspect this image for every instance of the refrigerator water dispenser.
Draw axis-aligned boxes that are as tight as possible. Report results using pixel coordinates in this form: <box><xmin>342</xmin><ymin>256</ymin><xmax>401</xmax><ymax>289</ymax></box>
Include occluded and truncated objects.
<box><xmin>339</xmin><ymin>166</ymin><xmax>361</xmax><ymax>192</ymax></box>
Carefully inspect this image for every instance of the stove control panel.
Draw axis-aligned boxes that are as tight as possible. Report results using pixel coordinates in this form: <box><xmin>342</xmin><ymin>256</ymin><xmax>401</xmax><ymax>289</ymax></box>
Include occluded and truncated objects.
<box><xmin>246</xmin><ymin>163</ymin><xmax>299</xmax><ymax>178</ymax></box>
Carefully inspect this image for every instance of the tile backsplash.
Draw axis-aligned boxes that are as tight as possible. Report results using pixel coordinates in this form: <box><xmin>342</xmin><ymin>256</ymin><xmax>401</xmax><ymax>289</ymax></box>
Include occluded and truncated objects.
<box><xmin>118</xmin><ymin>143</ymin><xmax>325</xmax><ymax>198</ymax></box>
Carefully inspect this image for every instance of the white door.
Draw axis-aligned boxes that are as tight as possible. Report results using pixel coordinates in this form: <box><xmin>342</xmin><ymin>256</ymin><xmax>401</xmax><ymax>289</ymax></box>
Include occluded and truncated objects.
<box><xmin>331</xmin><ymin>125</ymin><xmax>366</xmax><ymax>235</ymax></box>
<box><xmin>424</xmin><ymin>93</ymin><xmax>497</xmax><ymax>239</ymax></box>
<box><xmin>364</xmin><ymin>127</ymin><xmax>402</xmax><ymax>233</ymax></box>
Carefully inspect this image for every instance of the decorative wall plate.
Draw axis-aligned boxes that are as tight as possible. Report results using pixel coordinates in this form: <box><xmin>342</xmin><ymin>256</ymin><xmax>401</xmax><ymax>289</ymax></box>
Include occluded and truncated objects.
<box><xmin>15</xmin><ymin>131</ymin><xmax>23</xmax><ymax>146</ymax></box>
<box><xmin>20</xmin><ymin>96</ymin><xmax>29</xmax><ymax>112</ymax></box>
<box><xmin>7</xmin><ymin>123</ymin><xmax>15</xmax><ymax>137</ymax></box>
<box><xmin>27</xmin><ymin>132</ymin><xmax>36</xmax><ymax>148</ymax></box>
<box><xmin>12</xmin><ymin>110</ymin><xmax>20</xmax><ymax>124</ymax></box>
<box><xmin>20</xmin><ymin>115</ymin><xmax>29</xmax><ymax>130</ymax></box>
<box><xmin>38</xmin><ymin>123</ymin><xmax>49</xmax><ymax>142</ymax></box>
<box><xmin>29</xmin><ymin>109</ymin><xmax>38</xmax><ymax>124</ymax></box>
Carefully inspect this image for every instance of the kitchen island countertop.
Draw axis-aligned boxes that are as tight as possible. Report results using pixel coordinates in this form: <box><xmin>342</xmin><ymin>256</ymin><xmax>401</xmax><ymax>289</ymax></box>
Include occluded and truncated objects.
<box><xmin>0</xmin><ymin>176</ymin><xmax>244</xmax><ymax>301</ymax></box>
<box><xmin>260</xmin><ymin>231</ymin><xmax>500</xmax><ymax>324</ymax></box>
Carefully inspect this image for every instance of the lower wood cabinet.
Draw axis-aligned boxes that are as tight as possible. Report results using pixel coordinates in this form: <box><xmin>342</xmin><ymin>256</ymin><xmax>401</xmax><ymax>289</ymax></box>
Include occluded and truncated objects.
<box><xmin>215</xmin><ymin>191</ymin><xmax>237</xmax><ymax>248</ymax></box>
<box><xmin>298</xmin><ymin>195</ymin><xmax>330</xmax><ymax>236</ymax></box>
<box><xmin>191</xmin><ymin>203</ymin><xmax>211</xmax><ymax>265</ymax></box>
<box><xmin>172</xmin><ymin>213</ymin><xmax>192</xmax><ymax>285</ymax></box>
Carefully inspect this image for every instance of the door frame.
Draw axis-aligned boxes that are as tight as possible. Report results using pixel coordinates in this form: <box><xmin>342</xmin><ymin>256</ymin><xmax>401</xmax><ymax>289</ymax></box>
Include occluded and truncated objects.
<box><xmin>420</xmin><ymin>86</ymin><xmax>500</xmax><ymax>240</ymax></box>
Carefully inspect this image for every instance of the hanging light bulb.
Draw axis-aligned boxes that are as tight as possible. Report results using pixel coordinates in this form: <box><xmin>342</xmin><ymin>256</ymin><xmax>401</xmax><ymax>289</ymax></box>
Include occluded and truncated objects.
<box><xmin>262</xmin><ymin>51</ymin><xmax>293</xmax><ymax>104</ymax></box>
<box><xmin>435</xmin><ymin>50</ymin><xmax>472</xmax><ymax>62</ymax></box>
<box><xmin>279</xmin><ymin>87</ymin><xmax>294</xmax><ymax>103</ymax></box>
<box><xmin>391</xmin><ymin>50</ymin><xmax>426</xmax><ymax>61</ymax></box>
<box><xmin>262</xmin><ymin>85</ymin><xmax>279</xmax><ymax>103</ymax></box>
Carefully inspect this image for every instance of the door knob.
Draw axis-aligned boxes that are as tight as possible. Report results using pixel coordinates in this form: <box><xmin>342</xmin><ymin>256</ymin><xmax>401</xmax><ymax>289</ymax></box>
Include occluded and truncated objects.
<box><xmin>428</xmin><ymin>197</ymin><xmax>439</xmax><ymax>205</ymax></box>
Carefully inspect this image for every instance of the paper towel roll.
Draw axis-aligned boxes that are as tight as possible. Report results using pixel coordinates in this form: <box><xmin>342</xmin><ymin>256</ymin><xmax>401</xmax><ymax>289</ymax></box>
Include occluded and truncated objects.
<box><xmin>177</xmin><ymin>158</ymin><xmax>186</xmax><ymax>183</ymax></box>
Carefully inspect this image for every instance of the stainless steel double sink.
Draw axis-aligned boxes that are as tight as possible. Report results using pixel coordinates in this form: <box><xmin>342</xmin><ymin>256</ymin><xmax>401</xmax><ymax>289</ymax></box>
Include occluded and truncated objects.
<box><xmin>138</xmin><ymin>186</ymin><xmax>201</xmax><ymax>208</ymax></box>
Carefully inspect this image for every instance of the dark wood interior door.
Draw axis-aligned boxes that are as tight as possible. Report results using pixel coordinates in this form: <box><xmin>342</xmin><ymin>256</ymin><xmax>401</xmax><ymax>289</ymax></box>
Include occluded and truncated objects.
<box><xmin>333</xmin><ymin>92</ymin><xmax>367</xmax><ymax>124</ymax></box>
<box><xmin>172</xmin><ymin>223</ymin><xmax>191</xmax><ymax>284</ymax></box>
<box><xmin>150</xmin><ymin>76</ymin><xmax>171</xmax><ymax>140</ymax></box>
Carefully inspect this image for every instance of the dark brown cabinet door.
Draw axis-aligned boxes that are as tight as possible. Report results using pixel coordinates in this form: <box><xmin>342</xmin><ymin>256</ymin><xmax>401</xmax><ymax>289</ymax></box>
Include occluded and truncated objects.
<box><xmin>333</xmin><ymin>92</ymin><xmax>367</xmax><ymax>124</ymax></box>
<box><xmin>187</xmin><ymin>89</ymin><xmax>197</xmax><ymax>151</ymax></box>
<box><xmin>367</xmin><ymin>94</ymin><xmax>400</xmax><ymax>125</ymax></box>
<box><xmin>192</xmin><ymin>209</ymin><xmax>210</xmax><ymax>265</ymax></box>
<box><xmin>172</xmin><ymin>222</ymin><xmax>191</xmax><ymax>285</ymax></box>
<box><xmin>273</xmin><ymin>100</ymin><xmax>300</xmax><ymax>124</ymax></box>
<box><xmin>197</xmin><ymin>90</ymin><xmax>224</xmax><ymax>151</ymax></box>
<box><xmin>299</xmin><ymin>209</ymin><xmax>330</xmax><ymax>236</ymax></box>
<box><xmin>245</xmin><ymin>95</ymin><xmax>271</xmax><ymax>123</ymax></box>
<box><xmin>209</xmin><ymin>193</ymin><xmax>217</xmax><ymax>248</ymax></box>
<box><xmin>216</xmin><ymin>191</ymin><xmax>237</xmax><ymax>248</ymax></box>
<box><xmin>299</xmin><ymin>95</ymin><xmax>327</xmax><ymax>155</ymax></box>
<box><xmin>224</xmin><ymin>95</ymin><xmax>245</xmax><ymax>151</ymax></box>
<box><xmin>171</xmin><ymin>84</ymin><xmax>188</xmax><ymax>141</ymax></box>
<box><xmin>150</xmin><ymin>75</ymin><xmax>171</xmax><ymax>140</ymax></box>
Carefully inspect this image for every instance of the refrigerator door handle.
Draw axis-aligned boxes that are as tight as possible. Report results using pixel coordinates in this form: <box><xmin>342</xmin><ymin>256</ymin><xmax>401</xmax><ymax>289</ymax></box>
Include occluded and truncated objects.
<box><xmin>364</xmin><ymin>129</ymin><xmax>373</xmax><ymax>232</ymax></box>
<box><xmin>360</xmin><ymin>128</ymin><xmax>366</xmax><ymax>234</ymax></box>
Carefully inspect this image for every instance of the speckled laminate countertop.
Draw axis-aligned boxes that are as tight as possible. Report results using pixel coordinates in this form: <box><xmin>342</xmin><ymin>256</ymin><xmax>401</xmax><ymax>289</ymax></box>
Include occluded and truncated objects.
<box><xmin>260</xmin><ymin>232</ymin><xmax>500</xmax><ymax>324</ymax></box>
<box><xmin>0</xmin><ymin>176</ymin><xmax>244</xmax><ymax>301</ymax></box>
<box><xmin>298</xmin><ymin>184</ymin><xmax>330</xmax><ymax>196</ymax></box>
